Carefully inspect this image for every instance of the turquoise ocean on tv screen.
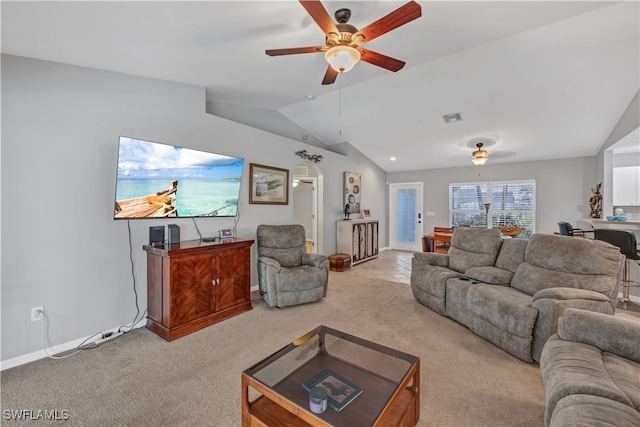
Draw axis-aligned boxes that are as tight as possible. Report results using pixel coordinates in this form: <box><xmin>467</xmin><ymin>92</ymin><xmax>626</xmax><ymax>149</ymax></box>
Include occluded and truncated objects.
<box><xmin>116</xmin><ymin>179</ymin><xmax>240</xmax><ymax>217</ymax></box>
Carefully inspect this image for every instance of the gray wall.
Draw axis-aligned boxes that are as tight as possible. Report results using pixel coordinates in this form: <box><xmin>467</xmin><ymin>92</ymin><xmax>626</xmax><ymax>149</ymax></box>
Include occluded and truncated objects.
<box><xmin>293</xmin><ymin>181</ymin><xmax>314</xmax><ymax>239</ymax></box>
<box><xmin>1</xmin><ymin>55</ymin><xmax>388</xmax><ymax>362</ymax></box>
<box><xmin>388</xmin><ymin>156</ymin><xmax>598</xmax><ymax>235</ymax></box>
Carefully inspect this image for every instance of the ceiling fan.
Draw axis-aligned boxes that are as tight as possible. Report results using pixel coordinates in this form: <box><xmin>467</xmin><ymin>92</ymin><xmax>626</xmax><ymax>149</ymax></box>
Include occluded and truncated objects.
<box><xmin>265</xmin><ymin>1</ymin><xmax>422</xmax><ymax>85</ymax></box>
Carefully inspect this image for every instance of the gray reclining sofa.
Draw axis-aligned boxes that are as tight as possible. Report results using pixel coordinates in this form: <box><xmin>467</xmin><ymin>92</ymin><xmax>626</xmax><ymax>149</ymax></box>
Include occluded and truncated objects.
<box><xmin>540</xmin><ymin>308</ymin><xmax>640</xmax><ymax>427</ymax></box>
<box><xmin>411</xmin><ymin>228</ymin><xmax>624</xmax><ymax>362</ymax></box>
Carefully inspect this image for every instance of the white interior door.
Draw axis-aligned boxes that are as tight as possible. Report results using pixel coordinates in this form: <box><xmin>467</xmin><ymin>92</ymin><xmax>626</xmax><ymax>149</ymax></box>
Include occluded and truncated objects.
<box><xmin>389</xmin><ymin>182</ymin><xmax>423</xmax><ymax>251</ymax></box>
<box><xmin>293</xmin><ymin>177</ymin><xmax>317</xmax><ymax>253</ymax></box>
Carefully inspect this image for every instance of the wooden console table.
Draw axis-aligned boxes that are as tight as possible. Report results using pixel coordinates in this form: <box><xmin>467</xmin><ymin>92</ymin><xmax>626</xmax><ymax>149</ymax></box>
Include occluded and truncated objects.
<box><xmin>143</xmin><ymin>238</ymin><xmax>254</xmax><ymax>341</ymax></box>
<box><xmin>337</xmin><ymin>219</ymin><xmax>379</xmax><ymax>265</ymax></box>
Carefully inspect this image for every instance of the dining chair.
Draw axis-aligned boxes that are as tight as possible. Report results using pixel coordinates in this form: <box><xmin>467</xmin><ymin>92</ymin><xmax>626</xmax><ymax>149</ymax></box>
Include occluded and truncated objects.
<box><xmin>557</xmin><ymin>221</ymin><xmax>594</xmax><ymax>238</ymax></box>
<box><xmin>594</xmin><ymin>229</ymin><xmax>640</xmax><ymax>309</ymax></box>
<box><xmin>433</xmin><ymin>227</ymin><xmax>454</xmax><ymax>253</ymax></box>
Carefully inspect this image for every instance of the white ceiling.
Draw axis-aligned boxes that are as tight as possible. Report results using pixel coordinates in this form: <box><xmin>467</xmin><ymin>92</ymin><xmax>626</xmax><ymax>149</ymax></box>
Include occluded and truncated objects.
<box><xmin>2</xmin><ymin>1</ymin><xmax>638</xmax><ymax>172</ymax></box>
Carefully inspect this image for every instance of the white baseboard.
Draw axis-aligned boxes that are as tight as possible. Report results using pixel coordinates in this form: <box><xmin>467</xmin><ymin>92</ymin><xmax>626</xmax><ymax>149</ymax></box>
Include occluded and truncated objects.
<box><xmin>0</xmin><ymin>321</ymin><xmax>146</xmax><ymax>371</ymax></box>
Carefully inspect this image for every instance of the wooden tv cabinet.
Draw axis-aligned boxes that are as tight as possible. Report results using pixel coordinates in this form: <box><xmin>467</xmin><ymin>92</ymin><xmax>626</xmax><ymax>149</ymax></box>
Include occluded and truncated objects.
<box><xmin>143</xmin><ymin>238</ymin><xmax>254</xmax><ymax>341</ymax></box>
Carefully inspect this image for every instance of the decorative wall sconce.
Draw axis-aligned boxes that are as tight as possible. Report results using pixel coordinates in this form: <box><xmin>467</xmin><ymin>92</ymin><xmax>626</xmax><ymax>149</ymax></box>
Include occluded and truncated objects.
<box><xmin>295</xmin><ymin>149</ymin><xmax>323</xmax><ymax>163</ymax></box>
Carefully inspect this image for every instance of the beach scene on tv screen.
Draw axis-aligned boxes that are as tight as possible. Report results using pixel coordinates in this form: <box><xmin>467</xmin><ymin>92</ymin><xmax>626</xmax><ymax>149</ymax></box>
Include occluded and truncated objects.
<box><xmin>114</xmin><ymin>137</ymin><xmax>243</xmax><ymax>218</ymax></box>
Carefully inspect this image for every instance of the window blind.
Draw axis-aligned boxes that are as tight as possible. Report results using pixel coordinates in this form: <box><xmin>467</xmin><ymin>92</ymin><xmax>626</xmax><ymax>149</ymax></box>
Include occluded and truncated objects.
<box><xmin>449</xmin><ymin>180</ymin><xmax>535</xmax><ymax>238</ymax></box>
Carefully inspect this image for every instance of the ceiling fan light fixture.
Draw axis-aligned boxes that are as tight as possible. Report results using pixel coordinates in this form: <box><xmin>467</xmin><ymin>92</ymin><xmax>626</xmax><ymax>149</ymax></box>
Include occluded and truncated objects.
<box><xmin>325</xmin><ymin>45</ymin><xmax>361</xmax><ymax>73</ymax></box>
<box><xmin>471</xmin><ymin>143</ymin><xmax>488</xmax><ymax>166</ymax></box>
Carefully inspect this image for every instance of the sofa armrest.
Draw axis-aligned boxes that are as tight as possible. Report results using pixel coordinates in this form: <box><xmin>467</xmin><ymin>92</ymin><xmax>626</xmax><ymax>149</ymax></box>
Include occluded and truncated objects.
<box><xmin>257</xmin><ymin>256</ymin><xmax>281</xmax><ymax>305</ymax></box>
<box><xmin>530</xmin><ymin>288</ymin><xmax>614</xmax><ymax>362</ymax></box>
<box><xmin>258</xmin><ymin>256</ymin><xmax>281</xmax><ymax>271</ymax></box>
<box><xmin>302</xmin><ymin>253</ymin><xmax>329</xmax><ymax>269</ymax></box>
<box><xmin>558</xmin><ymin>308</ymin><xmax>640</xmax><ymax>363</ymax></box>
<box><xmin>412</xmin><ymin>252</ymin><xmax>449</xmax><ymax>267</ymax></box>
<box><xmin>532</xmin><ymin>287</ymin><xmax>610</xmax><ymax>303</ymax></box>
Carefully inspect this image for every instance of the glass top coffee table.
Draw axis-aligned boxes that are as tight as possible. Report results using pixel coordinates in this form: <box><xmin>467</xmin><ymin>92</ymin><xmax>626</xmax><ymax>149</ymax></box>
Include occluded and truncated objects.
<box><xmin>241</xmin><ymin>325</ymin><xmax>420</xmax><ymax>426</ymax></box>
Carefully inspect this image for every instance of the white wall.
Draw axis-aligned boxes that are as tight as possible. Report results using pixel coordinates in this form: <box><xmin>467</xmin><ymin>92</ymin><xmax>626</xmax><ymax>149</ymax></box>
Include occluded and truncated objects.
<box><xmin>1</xmin><ymin>55</ymin><xmax>388</xmax><ymax>363</ymax></box>
<box><xmin>387</xmin><ymin>156</ymin><xmax>598</xmax><ymax>235</ymax></box>
<box><xmin>597</xmin><ymin>90</ymin><xmax>640</xmax><ymax>217</ymax></box>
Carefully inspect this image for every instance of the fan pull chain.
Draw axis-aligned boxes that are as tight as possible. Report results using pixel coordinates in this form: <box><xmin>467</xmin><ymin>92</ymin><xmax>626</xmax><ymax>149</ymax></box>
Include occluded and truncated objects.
<box><xmin>338</xmin><ymin>81</ymin><xmax>342</xmax><ymax>136</ymax></box>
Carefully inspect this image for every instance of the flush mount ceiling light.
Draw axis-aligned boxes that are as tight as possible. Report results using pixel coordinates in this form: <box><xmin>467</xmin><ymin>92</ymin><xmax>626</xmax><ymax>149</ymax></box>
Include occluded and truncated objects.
<box><xmin>471</xmin><ymin>142</ymin><xmax>489</xmax><ymax>166</ymax></box>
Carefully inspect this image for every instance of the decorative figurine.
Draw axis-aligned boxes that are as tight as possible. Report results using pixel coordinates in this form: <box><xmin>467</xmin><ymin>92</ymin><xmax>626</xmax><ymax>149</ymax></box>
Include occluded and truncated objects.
<box><xmin>344</xmin><ymin>203</ymin><xmax>351</xmax><ymax>220</ymax></box>
<box><xmin>589</xmin><ymin>183</ymin><xmax>602</xmax><ymax>219</ymax></box>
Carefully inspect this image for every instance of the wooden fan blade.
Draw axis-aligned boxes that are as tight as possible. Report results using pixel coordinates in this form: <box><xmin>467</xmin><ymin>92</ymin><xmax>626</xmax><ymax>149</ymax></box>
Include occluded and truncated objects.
<box><xmin>299</xmin><ymin>1</ymin><xmax>339</xmax><ymax>35</ymax></box>
<box><xmin>265</xmin><ymin>46</ymin><xmax>325</xmax><ymax>56</ymax></box>
<box><xmin>322</xmin><ymin>65</ymin><xmax>338</xmax><ymax>85</ymax></box>
<box><xmin>359</xmin><ymin>49</ymin><xmax>405</xmax><ymax>72</ymax></box>
<box><xmin>355</xmin><ymin>1</ymin><xmax>421</xmax><ymax>44</ymax></box>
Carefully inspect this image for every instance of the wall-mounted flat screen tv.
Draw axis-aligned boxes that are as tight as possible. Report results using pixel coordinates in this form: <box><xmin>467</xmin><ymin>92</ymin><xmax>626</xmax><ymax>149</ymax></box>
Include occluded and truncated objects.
<box><xmin>114</xmin><ymin>136</ymin><xmax>244</xmax><ymax>219</ymax></box>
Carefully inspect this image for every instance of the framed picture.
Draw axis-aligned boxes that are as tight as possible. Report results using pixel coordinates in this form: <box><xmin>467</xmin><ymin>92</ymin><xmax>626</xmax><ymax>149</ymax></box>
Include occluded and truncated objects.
<box><xmin>249</xmin><ymin>163</ymin><xmax>289</xmax><ymax>205</ymax></box>
<box><xmin>344</xmin><ymin>172</ymin><xmax>361</xmax><ymax>214</ymax></box>
<box><xmin>362</xmin><ymin>209</ymin><xmax>371</xmax><ymax>218</ymax></box>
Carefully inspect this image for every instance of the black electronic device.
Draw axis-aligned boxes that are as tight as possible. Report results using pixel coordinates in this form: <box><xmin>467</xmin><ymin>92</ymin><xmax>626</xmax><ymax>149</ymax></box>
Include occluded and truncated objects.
<box><xmin>149</xmin><ymin>226</ymin><xmax>165</xmax><ymax>246</ymax></box>
<box><xmin>167</xmin><ymin>224</ymin><xmax>180</xmax><ymax>245</ymax></box>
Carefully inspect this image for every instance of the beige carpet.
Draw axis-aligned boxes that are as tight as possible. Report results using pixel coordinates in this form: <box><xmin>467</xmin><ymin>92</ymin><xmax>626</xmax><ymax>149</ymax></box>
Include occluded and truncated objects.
<box><xmin>1</xmin><ymin>270</ymin><xmax>545</xmax><ymax>426</ymax></box>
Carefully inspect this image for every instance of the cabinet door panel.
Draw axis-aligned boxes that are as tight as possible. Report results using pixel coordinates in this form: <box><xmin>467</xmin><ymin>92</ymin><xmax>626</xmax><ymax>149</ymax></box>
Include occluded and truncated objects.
<box><xmin>613</xmin><ymin>166</ymin><xmax>639</xmax><ymax>206</ymax></box>
<box><xmin>170</xmin><ymin>254</ymin><xmax>216</xmax><ymax>326</ymax></box>
<box><xmin>357</xmin><ymin>223</ymin><xmax>367</xmax><ymax>260</ymax></box>
<box><xmin>367</xmin><ymin>221</ymin><xmax>379</xmax><ymax>257</ymax></box>
<box><xmin>215</xmin><ymin>247</ymin><xmax>250</xmax><ymax>311</ymax></box>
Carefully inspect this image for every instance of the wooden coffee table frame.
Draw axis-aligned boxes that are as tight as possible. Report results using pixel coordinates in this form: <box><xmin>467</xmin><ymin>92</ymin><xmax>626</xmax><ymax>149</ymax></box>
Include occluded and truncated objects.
<box><xmin>241</xmin><ymin>326</ymin><xmax>420</xmax><ymax>427</ymax></box>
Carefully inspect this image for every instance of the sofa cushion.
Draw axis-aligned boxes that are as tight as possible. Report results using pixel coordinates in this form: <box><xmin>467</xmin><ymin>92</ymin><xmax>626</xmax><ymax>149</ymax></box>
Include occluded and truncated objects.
<box><xmin>549</xmin><ymin>394</ymin><xmax>640</xmax><ymax>427</ymax></box>
<box><xmin>464</xmin><ymin>266</ymin><xmax>513</xmax><ymax>285</ymax></box>
<box><xmin>411</xmin><ymin>265</ymin><xmax>462</xmax><ymax>299</ymax></box>
<box><xmin>603</xmin><ymin>353</ymin><xmax>640</xmax><ymax>412</ymax></box>
<box><xmin>448</xmin><ymin>228</ymin><xmax>504</xmax><ymax>273</ymax></box>
<box><xmin>510</xmin><ymin>234</ymin><xmax>622</xmax><ymax>297</ymax></box>
<box><xmin>277</xmin><ymin>266</ymin><xmax>327</xmax><ymax>291</ymax></box>
<box><xmin>467</xmin><ymin>285</ymin><xmax>537</xmax><ymax>337</ymax></box>
<box><xmin>495</xmin><ymin>238</ymin><xmax>528</xmax><ymax>272</ymax></box>
<box><xmin>257</xmin><ymin>224</ymin><xmax>306</xmax><ymax>268</ymax></box>
<box><xmin>540</xmin><ymin>335</ymin><xmax>637</xmax><ymax>427</ymax></box>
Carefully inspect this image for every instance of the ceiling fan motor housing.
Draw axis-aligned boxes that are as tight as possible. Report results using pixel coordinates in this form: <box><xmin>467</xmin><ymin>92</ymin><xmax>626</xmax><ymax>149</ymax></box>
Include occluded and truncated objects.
<box><xmin>335</xmin><ymin>8</ymin><xmax>351</xmax><ymax>23</ymax></box>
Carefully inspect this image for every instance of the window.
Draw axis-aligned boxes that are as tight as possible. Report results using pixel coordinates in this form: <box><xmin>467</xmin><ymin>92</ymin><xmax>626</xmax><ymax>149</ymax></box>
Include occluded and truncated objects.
<box><xmin>396</xmin><ymin>188</ymin><xmax>417</xmax><ymax>243</ymax></box>
<box><xmin>449</xmin><ymin>180</ymin><xmax>535</xmax><ymax>238</ymax></box>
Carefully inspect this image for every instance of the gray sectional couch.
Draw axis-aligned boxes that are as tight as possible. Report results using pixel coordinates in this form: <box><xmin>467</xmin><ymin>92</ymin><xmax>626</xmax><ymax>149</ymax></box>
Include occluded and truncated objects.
<box><xmin>540</xmin><ymin>308</ymin><xmax>640</xmax><ymax>427</ymax></box>
<box><xmin>411</xmin><ymin>228</ymin><xmax>625</xmax><ymax>362</ymax></box>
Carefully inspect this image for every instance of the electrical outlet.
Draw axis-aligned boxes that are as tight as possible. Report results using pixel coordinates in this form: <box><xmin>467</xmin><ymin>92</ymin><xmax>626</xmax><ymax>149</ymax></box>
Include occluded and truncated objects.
<box><xmin>31</xmin><ymin>306</ymin><xmax>44</xmax><ymax>322</ymax></box>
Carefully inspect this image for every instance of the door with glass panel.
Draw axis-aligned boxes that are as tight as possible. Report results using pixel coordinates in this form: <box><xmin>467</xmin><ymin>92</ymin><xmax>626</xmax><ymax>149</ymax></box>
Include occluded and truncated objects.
<box><xmin>389</xmin><ymin>182</ymin><xmax>423</xmax><ymax>251</ymax></box>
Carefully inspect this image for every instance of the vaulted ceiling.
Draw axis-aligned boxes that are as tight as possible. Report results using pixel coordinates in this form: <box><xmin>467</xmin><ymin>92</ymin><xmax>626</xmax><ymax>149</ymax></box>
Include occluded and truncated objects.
<box><xmin>2</xmin><ymin>1</ymin><xmax>638</xmax><ymax>172</ymax></box>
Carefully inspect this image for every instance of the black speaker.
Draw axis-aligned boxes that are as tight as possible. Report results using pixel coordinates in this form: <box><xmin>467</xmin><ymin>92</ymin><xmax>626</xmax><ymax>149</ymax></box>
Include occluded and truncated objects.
<box><xmin>149</xmin><ymin>226</ymin><xmax>165</xmax><ymax>246</ymax></box>
<box><xmin>168</xmin><ymin>224</ymin><xmax>180</xmax><ymax>245</ymax></box>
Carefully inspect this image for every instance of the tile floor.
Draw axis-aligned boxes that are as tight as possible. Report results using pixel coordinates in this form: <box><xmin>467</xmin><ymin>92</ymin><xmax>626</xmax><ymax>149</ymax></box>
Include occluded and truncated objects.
<box><xmin>338</xmin><ymin>249</ymin><xmax>414</xmax><ymax>285</ymax></box>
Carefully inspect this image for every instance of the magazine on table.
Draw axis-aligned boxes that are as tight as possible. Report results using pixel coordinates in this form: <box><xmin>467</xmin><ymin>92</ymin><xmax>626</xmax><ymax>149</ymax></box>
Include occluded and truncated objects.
<box><xmin>302</xmin><ymin>369</ymin><xmax>363</xmax><ymax>412</ymax></box>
